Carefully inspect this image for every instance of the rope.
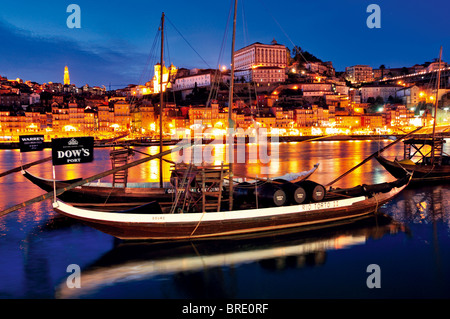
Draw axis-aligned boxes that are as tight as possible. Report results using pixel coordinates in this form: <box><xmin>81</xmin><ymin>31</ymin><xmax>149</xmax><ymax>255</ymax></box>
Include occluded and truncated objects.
<box><xmin>373</xmin><ymin>193</ymin><xmax>379</xmax><ymax>214</ymax></box>
<box><xmin>165</xmin><ymin>16</ymin><xmax>212</xmax><ymax>69</ymax></box>
<box><xmin>190</xmin><ymin>209</ymin><xmax>207</xmax><ymax>238</ymax></box>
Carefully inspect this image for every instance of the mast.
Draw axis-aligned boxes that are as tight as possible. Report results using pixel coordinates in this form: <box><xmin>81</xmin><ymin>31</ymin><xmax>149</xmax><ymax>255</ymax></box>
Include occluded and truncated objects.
<box><xmin>431</xmin><ymin>46</ymin><xmax>442</xmax><ymax>165</ymax></box>
<box><xmin>159</xmin><ymin>12</ymin><xmax>165</xmax><ymax>188</ymax></box>
<box><xmin>228</xmin><ymin>0</ymin><xmax>237</xmax><ymax>210</ymax></box>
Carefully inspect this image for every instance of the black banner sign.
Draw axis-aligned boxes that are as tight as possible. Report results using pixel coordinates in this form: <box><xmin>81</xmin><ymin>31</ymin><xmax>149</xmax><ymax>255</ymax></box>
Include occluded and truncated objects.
<box><xmin>51</xmin><ymin>137</ymin><xmax>94</xmax><ymax>166</ymax></box>
<box><xmin>19</xmin><ymin>135</ymin><xmax>45</xmax><ymax>152</ymax></box>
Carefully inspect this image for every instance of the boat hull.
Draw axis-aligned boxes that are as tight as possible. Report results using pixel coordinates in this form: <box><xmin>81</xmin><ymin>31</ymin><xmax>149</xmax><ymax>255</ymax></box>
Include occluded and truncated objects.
<box><xmin>22</xmin><ymin>170</ymin><xmax>173</xmax><ymax>206</ymax></box>
<box><xmin>52</xmin><ymin>175</ymin><xmax>410</xmax><ymax>240</ymax></box>
<box><xmin>375</xmin><ymin>155</ymin><xmax>450</xmax><ymax>183</ymax></box>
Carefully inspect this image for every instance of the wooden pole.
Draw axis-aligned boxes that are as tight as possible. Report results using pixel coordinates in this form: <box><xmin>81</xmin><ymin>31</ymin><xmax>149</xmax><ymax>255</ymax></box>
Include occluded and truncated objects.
<box><xmin>159</xmin><ymin>12</ymin><xmax>165</xmax><ymax>188</ymax></box>
<box><xmin>228</xmin><ymin>0</ymin><xmax>238</xmax><ymax>211</ymax></box>
<box><xmin>0</xmin><ymin>143</ymin><xmax>190</xmax><ymax>217</ymax></box>
<box><xmin>325</xmin><ymin>126</ymin><xmax>423</xmax><ymax>187</ymax></box>
<box><xmin>431</xmin><ymin>46</ymin><xmax>442</xmax><ymax>165</ymax></box>
<box><xmin>0</xmin><ymin>156</ymin><xmax>52</xmax><ymax>179</ymax></box>
<box><xmin>52</xmin><ymin>165</ymin><xmax>57</xmax><ymax>203</ymax></box>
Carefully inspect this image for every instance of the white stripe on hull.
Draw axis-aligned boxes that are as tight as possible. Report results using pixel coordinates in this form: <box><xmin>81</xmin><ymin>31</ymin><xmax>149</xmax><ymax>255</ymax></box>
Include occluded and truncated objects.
<box><xmin>52</xmin><ymin>196</ymin><xmax>366</xmax><ymax>224</ymax></box>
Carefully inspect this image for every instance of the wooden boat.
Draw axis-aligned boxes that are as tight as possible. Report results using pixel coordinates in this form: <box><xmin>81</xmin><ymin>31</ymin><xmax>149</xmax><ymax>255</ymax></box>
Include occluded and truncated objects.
<box><xmin>376</xmin><ymin>136</ymin><xmax>450</xmax><ymax>184</ymax></box>
<box><xmin>52</xmin><ymin>174</ymin><xmax>411</xmax><ymax>240</ymax></box>
<box><xmin>376</xmin><ymin>47</ymin><xmax>450</xmax><ymax>184</ymax></box>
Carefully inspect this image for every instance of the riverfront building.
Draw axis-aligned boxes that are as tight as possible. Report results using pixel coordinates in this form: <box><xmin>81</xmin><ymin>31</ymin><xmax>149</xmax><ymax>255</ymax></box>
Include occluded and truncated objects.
<box><xmin>233</xmin><ymin>40</ymin><xmax>287</xmax><ymax>84</ymax></box>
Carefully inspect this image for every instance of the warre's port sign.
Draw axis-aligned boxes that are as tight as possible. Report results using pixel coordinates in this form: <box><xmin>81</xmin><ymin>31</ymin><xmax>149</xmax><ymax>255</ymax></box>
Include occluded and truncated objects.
<box><xmin>51</xmin><ymin>137</ymin><xmax>94</xmax><ymax>166</ymax></box>
<box><xmin>19</xmin><ymin>135</ymin><xmax>45</xmax><ymax>152</ymax></box>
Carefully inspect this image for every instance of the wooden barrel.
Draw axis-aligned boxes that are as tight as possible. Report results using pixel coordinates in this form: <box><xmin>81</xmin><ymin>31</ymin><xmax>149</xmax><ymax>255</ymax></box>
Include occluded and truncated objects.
<box><xmin>233</xmin><ymin>181</ymin><xmax>287</xmax><ymax>207</ymax></box>
<box><xmin>294</xmin><ymin>180</ymin><xmax>326</xmax><ymax>202</ymax></box>
<box><xmin>256</xmin><ymin>182</ymin><xmax>287</xmax><ymax>207</ymax></box>
<box><xmin>233</xmin><ymin>182</ymin><xmax>252</xmax><ymax>198</ymax></box>
<box><xmin>273</xmin><ymin>179</ymin><xmax>307</xmax><ymax>204</ymax></box>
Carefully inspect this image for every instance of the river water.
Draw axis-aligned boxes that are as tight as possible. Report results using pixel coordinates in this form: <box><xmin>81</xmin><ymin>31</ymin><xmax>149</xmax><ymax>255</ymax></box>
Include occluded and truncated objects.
<box><xmin>0</xmin><ymin>140</ymin><xmax>449</xmax><ymax>299</ymax></box>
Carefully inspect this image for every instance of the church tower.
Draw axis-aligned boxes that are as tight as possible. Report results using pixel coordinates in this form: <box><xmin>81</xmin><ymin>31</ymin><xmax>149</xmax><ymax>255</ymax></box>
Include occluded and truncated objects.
<box><xmin>64</xmin><ymin>66</ymin><xmax>70</xmax><ymax>85</ymax></box>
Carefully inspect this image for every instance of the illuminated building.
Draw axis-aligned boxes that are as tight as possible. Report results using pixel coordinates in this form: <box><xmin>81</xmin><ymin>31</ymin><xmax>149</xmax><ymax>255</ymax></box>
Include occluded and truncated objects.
<box><xmin>64</xmin><ymin>66</ymin><xmax>70</xmax><ymax>85</ymax></box>
<box><xmin>305</xmin><ymin>61</ymin><xmax>335</xmax><ymax>77</ymax></box>
<box><xmin>97</xmin><ymin>103</ymin><xmax>111</xmax><ymax>132</ymax></box>
<box><xmin>345</xmin><ymin>65</ymin><xmax>373</xmax><ymax>83</ymax></box>
<box><xmin>234</xmin><ymin>40</ymin><xmax>287</xmax><ymax>83</ymax></box>
<box><xmin>113</xmin><ymin>100</ymin><xmax>131</xmax><ymax>130</ymax></box>
<box><xmin>130</xmin><ymin>85</ymin><xmax>152</xmax><ymax>98</ymax></box>
<box><xmin>153</xmin><ymin>63</ymin><xmax>177</xmax><ymax>94</ymax></box>
<box><xmin>395</xmin><ymin>85</ymin><xmax>421</xmax><ymax>106</ymax></box>
<box><xmin>173</xmin><ymin>69</ymin><xmax>223</xmax><ymax>92</ymax></box>
<box><xmin>188</xmin><ymin>103</ymin><xmax>221</xmax><ymax>128</ymax></box>
<box><xmin>360</xmin><ymin>85</ymin><xmax>403</xmax><ymax>103</ymax></box>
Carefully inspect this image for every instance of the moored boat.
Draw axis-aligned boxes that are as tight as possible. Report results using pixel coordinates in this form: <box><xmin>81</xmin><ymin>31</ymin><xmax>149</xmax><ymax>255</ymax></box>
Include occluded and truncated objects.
<box><xmin>376</xmin><ymin>47</ymin><xmax>450</xmax><ymax>184</ymax></box>
<box><xmin>52</xmin><ymin>174</ymin><xmax>411</xmax><ymax>240</ymax></box>
<box><xmin>375</xmin><ymin>137</ymin><xmax>450</xmax><ymax>184</ymax></box>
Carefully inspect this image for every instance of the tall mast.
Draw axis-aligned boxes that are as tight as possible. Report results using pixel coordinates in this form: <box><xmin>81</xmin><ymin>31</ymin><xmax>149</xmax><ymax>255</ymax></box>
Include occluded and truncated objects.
<box><xmin>159</xmin><ymin>12</ymin><xmax>165</xmax><ymax>188</ymax></box>
<box><xmin>228</xmin><ymin>0</ymin><xmax>237</xmax><ymax>210</ymax></box>
<box><xmin>431</xmin><ymin>46</ymin><xmax>442</xmax><ymax>165</ymax></box>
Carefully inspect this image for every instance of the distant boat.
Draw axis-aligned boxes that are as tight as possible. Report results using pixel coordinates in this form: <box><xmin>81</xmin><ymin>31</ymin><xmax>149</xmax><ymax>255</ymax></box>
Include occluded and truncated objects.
<box><xmin>376</xmin><ymin>135</ymin><xmax>450</xmax><ymax>184</ymax></box>
<box><xmin>376</xmin><ymin>47</ymin><xmax>450</xmax><ymax>184</ymax></box>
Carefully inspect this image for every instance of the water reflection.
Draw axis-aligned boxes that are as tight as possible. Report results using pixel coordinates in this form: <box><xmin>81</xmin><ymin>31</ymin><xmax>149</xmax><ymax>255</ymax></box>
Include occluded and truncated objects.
<box><xmin>383</xmin><ymin>184</ymin><xmax>450</xmax><ymax>228</ymax></box>
<box><xmin>6</xmin><ymin>140</ymin><xmax>407</xmax><ymax>201</ymax></box>
<box><xmin>55</xmin><ymin>214</ymin><xmax>405</xmax><ymax>298</ymax></box>
<box><xmin>2</xmin><ymin>140</ymin><xmax>450</xmax><ymax>298</ymax></box>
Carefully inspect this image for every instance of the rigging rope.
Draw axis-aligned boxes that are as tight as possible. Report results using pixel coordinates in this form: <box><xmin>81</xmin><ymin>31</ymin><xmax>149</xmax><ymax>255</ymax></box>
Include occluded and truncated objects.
<box><xmin>165</xmin><ymin>16</ymin><xmax>212</xmax><ymax>69</ymax></box>
<box><xmin>258</xmin><ymin>0</ymin><xmax>309</xmax><ymax>64</ymax></box>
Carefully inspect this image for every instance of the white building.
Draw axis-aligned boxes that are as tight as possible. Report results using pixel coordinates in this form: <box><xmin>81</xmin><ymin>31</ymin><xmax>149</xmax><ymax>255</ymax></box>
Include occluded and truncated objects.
<box><xmin>301</xmin><ymin>83</ymin><xmax>334</xmax><ymax>97</ymax></box>
<box><xmin>360</xmin><ymin>85</ymin><xmax>402</xmax><ymax>103</ymax></box>
<box><xmin>234</xmin><ymin>40</ymin><xmax>287</xmax><ymax>83</ymax></box>
<box><xmin>173</xmin><ymin>70</ymin><xmax>213</xmax><ymax>91</ymax></box>
<box><xmin>395</xmin><ymin>85</ymin><xmax>420</xmax><ymax>106</ymax></box>
<box><xmin>173</xmin><ymin>69</ymin><xmax>229</xmax><ymax>92</ymax></box>
<box><xmin>29</xmin><ymin>93</ymin><xmax>40</xmax><ymax>105</ymax></box>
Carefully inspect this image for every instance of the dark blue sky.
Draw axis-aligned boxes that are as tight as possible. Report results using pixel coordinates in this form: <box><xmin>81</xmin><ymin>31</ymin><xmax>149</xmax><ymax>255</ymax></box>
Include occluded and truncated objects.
<box><xmin>1</xmin><ymin>0</ymin><xmax>449</xmax><ymax>87</ymax></box>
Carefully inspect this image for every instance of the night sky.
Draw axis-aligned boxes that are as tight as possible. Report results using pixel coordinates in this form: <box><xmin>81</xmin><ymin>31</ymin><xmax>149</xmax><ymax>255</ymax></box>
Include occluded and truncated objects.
<box><xmin>1</xmin><ymin>0</ymin><xmax>449</xmax><ymax>87</ymax></box>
